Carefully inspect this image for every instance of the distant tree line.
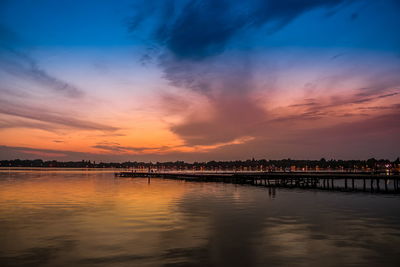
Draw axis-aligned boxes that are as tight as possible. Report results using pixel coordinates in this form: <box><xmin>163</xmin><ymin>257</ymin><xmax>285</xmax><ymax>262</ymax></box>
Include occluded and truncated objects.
<box><xmin>1</xmin><ymin>158</ymin><xmax>399</xmax><ymax>172</ymax></box>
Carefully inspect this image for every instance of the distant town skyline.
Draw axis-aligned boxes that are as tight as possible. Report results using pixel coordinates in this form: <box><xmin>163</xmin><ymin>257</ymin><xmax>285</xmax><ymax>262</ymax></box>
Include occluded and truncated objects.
<box><xmin>1</xmin><ymin>0</ymin><xmax>400</xmax><ymax>161</ymax></box>
<box><xmin>2</xmin><ymin>157</ymin><xmax>399</xmax><ymax>172</ymax></box>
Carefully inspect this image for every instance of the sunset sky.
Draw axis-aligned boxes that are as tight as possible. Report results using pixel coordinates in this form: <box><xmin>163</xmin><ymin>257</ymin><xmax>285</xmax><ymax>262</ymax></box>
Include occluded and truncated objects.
<box><xmin>0</xmin><ymin>0</ymin><xmax>399</xmax><ymax>161</ymax></box>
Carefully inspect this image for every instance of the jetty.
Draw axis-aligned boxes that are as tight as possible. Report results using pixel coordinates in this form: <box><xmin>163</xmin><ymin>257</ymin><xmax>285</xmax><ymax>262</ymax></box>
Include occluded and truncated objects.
<box><xmin>115</xmin><ymin>171</ymin><xmax>400</xmax><ymax>194</ymax></box>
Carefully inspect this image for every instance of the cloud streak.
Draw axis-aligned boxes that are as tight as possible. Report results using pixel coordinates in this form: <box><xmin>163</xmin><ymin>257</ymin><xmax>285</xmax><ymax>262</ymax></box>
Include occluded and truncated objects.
<box><xmin>0</xmin><ymin>25</ymin><xmax>83</xmax><ymax>98</ymax></box>
<box><xmin>0</xmin><ymin>99</ymin><xmax>118</xmax><ymax>132</ymax></box>
<box><xmin>92</xmin><ymin>144</ymin><xmax>162</xmax><ymax>153</ymax></box>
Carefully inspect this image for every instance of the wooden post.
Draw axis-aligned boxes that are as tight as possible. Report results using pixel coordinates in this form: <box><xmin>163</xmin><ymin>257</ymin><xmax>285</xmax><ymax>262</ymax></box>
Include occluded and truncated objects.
<box><xmin>384</xmin><ymin>178</ymin><xmax>388</xmax><ymax>192</ymax></box>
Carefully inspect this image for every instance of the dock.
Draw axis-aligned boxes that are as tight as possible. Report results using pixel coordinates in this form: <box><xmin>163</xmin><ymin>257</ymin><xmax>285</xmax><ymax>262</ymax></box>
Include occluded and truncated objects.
<box><xmin>115</xmin><ymin>171</ymin><xmax>400</xmax><ymax>194</ymax></box>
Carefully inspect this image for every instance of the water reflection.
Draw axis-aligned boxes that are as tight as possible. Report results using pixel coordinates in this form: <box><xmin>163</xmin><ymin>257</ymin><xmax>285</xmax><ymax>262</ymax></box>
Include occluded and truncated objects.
<box><xmin>0</xmin><ymin>172</ymin><xmax>399</xmax><ymax>266</ymax></box>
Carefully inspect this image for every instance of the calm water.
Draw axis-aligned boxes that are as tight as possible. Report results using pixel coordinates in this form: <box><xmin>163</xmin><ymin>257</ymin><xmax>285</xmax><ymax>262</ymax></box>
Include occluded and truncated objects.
<box><xmin>1</xmin><ymin>171</ymin><xmax>400</xmax><ymax>267</ymax></box>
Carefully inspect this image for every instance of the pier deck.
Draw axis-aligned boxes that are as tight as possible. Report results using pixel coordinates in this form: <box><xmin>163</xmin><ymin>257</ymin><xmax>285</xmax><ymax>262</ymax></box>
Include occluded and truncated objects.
<box><xmin>115</xmin><ymin>171</ymin><xmax>400</xmax><ymax>193</ymax></box>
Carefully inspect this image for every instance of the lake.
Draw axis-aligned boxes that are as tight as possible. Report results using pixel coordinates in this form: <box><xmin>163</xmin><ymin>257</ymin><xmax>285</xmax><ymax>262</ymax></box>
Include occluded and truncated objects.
<box><xmin>1</xmin><ymin>170</ymin><xmax>400</xmax><ymax>266</ymax></box>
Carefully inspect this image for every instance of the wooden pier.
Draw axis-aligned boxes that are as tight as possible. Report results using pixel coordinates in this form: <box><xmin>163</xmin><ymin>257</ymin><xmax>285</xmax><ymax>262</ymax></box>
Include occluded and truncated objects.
<box><xmin>115</xmin><ymin>171</ymin><xmax>400</xmax><ymax>194</ymax></box>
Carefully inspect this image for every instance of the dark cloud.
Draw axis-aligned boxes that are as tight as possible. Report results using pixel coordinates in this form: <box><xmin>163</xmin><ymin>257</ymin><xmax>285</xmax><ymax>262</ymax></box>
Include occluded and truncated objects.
<box><xmin>205</xmin><ymin>110</ymin><xmax>400</xmax><ymax>160</ymax></box>
<box><xmin>160</xmin><ymin>55</ymin><xmax>268</xmax><ymax>146</ymax></box>
<box><xmin>128</xmin><ymin>0</ymin><xmax>358</xmax><ymax>147</ymax></box>
<box><xmin>130</xmin><ymin>0</ymin><xmax>354</xmax><ymax>60</ymax></box>
<box><xmin>272</xmin><ymin>110</ymin><xmax>400</xmax><ymax>159</ymax></box>
<box><xmin>350</xmin><ymin>12</ymin><xmax>359</xmax><ymax>20</ymax></box>
<box><xmin>314</xmin><ymin>111</ymin><xmax>400</xmax><ymax>137</ymax></box>
<box><xmin>164</xmin><ymin>57</ymin><xmax>400</xmax><ymax>146</ymax></box>
<box><xmin>170</xmin><ymin>94</ymin><xmax>266</xmax><ymax>145</ymax></box>
<box><xmin>159</xmin><ymin>52</ymin><xmax>255</xmax><ymax>94</ymax></box>
<box><xmin>159</xmin><ymin>92</ymin><xmax>193</xmax><ymax>116</ymax></box>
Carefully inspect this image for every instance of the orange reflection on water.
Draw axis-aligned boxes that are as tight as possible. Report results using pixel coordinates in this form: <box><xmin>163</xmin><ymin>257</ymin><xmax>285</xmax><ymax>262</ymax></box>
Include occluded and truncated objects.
<box><xmin>0</xmin><ymin>172</ymin><xmax>209</xmax><ymax>265</ymax></box>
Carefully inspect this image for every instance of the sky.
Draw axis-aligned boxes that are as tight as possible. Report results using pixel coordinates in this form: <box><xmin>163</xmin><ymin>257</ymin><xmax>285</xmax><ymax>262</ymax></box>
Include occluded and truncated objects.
<box><xmin>0</xmin><ymin>0</ymin><xmax>399</xmax><ymax>162</ymax></box>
